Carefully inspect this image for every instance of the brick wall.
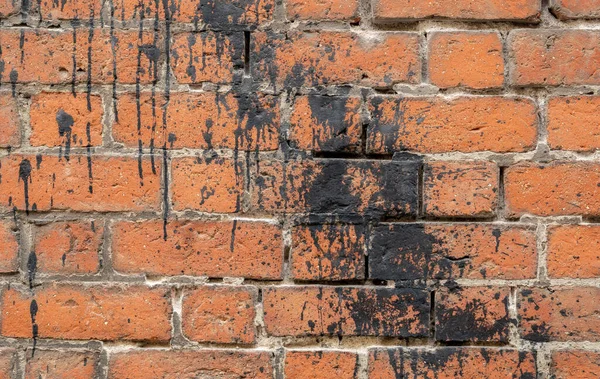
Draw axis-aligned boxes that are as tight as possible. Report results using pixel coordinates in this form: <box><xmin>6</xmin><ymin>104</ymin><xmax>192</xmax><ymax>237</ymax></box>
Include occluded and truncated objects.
<box><xmin>0</xmin><ymin>0</ymin><xmax>599</xmax><ymax>377</ymax></box>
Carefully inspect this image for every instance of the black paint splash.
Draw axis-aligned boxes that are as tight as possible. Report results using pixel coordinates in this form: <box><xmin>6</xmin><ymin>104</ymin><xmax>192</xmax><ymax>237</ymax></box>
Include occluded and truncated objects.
<box><xmin>56</xmin><ymin>109</ymin><xmax>74</xmax><ymax>161</ymax></box>
<box><xmin>29</xmin><ymin>299</ymin><xmax>38</xmax><ymax>357</ymax></box>
<box><xmin>27</xmin><ymin>251</ymin><xmax>36</xmax><ymax>289</ymax></box>
<box><xmin>18</xmin><ymin>159</ymin><xmax>32</xmax><ymax>215</ymax></box>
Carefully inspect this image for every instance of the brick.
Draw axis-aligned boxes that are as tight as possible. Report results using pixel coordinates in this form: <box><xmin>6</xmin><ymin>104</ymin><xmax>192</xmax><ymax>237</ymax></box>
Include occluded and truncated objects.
<box><xmin>171</xmin><ymin>156</ymin><xmax>243</xmax><ymax>213</ymax></box>
<box><xmin>0</xmin><ymin>155</ymin><xmax>161</xmax><ymax>213</ymax></box>
<box><xmin>552</xmin><ymin>350</ymin><xmax>600</xmax><ymax>379</ymax></box>
<box><xmin>112</xmin><ymin>220</ymin><xmax>283</xmax><ymax>279</ymax></box>
<box><xmin>291</xmin><ymin>224</ymin><xmax>365</xmax><ymax>281</ymax></box>
<box><xmin>289</xmin><ymin>95</ymin><xmax>362</xmax><ymax>153</ymax></box>
<box><xmin>551</xmin><ymin>0</ymin><xmax>600</xmax><ymax>20</ymax></box>
<box><xmin>38</xmin><ymin>0</ymin><xmax>99</xmax><ymax>20</ymax></box>
<box><xmin>0</xmin><ymin>0</ymin><xmax>19</xmax><ymax>18</ymax></box>
<box><xmin>30</xmin><ymin>92</ymin><xmax>103</xmax><ymax>149</ymax></box>
<box><xmin>114</xmin><ymin>92</ymin><xmax>279</xmax><ymax>150</ymax></box>
<box><xmin>505</xmin><ymin>162</ymin><xmax>600</xmax><ymax>217</ymax></box>
<box><xmin>371</xmin><ymin>0</ymin><xmax>540</xmax><ymax>22</ymax></box>
<box><xmin>0</xmin><ymin>349</ymin><xmax>16</xmax><ymax>379</ymax></box>
<box><xmin>286</xmin><ymin>0</ymin><xmax>359</xmax><ymax>21</ymax></box>
<box><xmin>428</xmin><ymin>32</ymin><xmax>504</xmax><ymax>89</ymax></box>
<box><xmin>369</xmin><ymin>224</ymin><xmax>537</xmax><ymax>281</ymax></box>
<box><xmin>519</xmin><ymin>287</ymin><xmax>600</xmax><ymax>341</ymax></box>
<box><xmin>285</xmin><ymin>351</ymin><xmax>358</xmax><ymax>379</ymax></box>
<box><xmin>1</xmin><ymin>283</ymin><xmax>171</xmax><ymax>342</ymax></box>
<box><xmin>171</xmin><ymin>32</ymin><xmax>244</xmax><ymax>85</ymax></box>
<box><xmin>0</xmin><ymin>95</ymin><xmax>20</xmax><ymax>148</ymax></box>
<box><xmin>108</xmin><ymin>350</ymin><xmax>273</xmax><ymax>379</ymax></box>
<box><xmin>0</xmin><ymin>221</ymin><xmax>18</xmax><ymax>273</ymax></box>
<box><xmin>424</xmin><ymin>161</ymin><xmax>499</xmax><ymax>218</ymax></box>
<box><xmin>263</xmin><ymin>286</ymin><xmax>430</xmax><ymax>337</ymax></box>
<box><xmin>0</xmin><ymin>29</ymin><xmax>159</xmax><ymax>84</ymax></box>
<box><xmin>182</xmin><ymin>286</ymin><xmax>256</xmax><ymax>344</ymax></box>
<box><xmin>547</xmin><ymin>96</ymin><xmax>600</xmax><ymax>151</ymax></box>
<box><xmin>251</xmin><ymin>159</ymin><xmax>419</xmax><ymax>217</ymax></box>
<box><xmin>547</xmin><ymin>225</ymin><xmax>600</xmax><ymax>279</ymax></box>
<box><xmin>25</xmin><ymin>350</ymin><xmax>99</xmax><ymax>379</ymax></box>
<box><xmin>510</xmin><ymin>30</ymin><xmax>600</xmax><ymax>86</ymax></box>
<box><xmin>32</xmin><ymin>220</ymin><xmax>103</xmax><ymax>275</ymax></box>
<box><xmin>253</xmin><ymin>31</ymin><xmax>420</xmax><ymax>89</ymax></box>
<box><xmin>435</xmin><ymin>287</ymin><xmax>510</xmax><ymax>342</ymax></box>
<box><xmin>368</xmin><ymin>348</ymin><xmax>537</xmax><ymax>379</ymax></box>
<box><xmin>367</xmin><ymin>96</ymin><xmax>537</xmax><ymax>154</ymax></box>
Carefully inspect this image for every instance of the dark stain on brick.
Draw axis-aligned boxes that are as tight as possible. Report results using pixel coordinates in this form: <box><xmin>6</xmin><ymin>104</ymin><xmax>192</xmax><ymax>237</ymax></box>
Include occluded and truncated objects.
<box><xmin>27</xmin><ymin>251</ymin><xmax>37</xmax><ymax>289</ymax></box>
<box><xmin>56</xmin><ymin>109</ymin><xmax>74</xmax><ymax>161</ymax></box>
<box><xmin>18</xmin><ymin>158</ymin><xmax>32</xmax><ymax>215</ymax></box>
<box><xmin>302</xmin><ymin>95</ymin><xmax>359</xmax><ymax>152</ymax></box>
<box><xmin>29</xmin><ymin>299</ymin><xmax>38</xmax><ymax>357</ymax></box>
<box><xmin>196</xmin><ymin>0</ymin><xmax>272</xmax><ymax>30</ymax></box>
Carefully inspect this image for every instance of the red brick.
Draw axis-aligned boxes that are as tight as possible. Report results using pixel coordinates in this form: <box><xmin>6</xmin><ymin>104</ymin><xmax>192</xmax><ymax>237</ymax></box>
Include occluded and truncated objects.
<box><xmin>368</xmin><ymin>96</ymin><xmax>537</xmax><ymax>154</ymax></box>
<box><xmin>291</xmin><ymin>224</ymin><xmax>365</xmax><ymax>281</ymax></box>
<box><xmin>0</xmin><ymin>95</ymin><xmax>20</xmax><ymax>148</ymax></box>
<box><xmin>112</xmin><ymin>220</ymin><xmax>283</xmax><ymax>279</ymax></box>
<box><xmin>263</xmin><ymin>286</ymin><xmax>430</xmax><ymax>337</ymax></box>
<box><xmin>547</xmin><ymin>96</ymin><xmax>600</xmax><ymax>151</ymax></box>
<box><xmin>38</xmin><ymin>0</ymin><xmax>99</xmax><ymax>20</ymax></box>
<box><xmin>32</xmin><ymin>220</ymin><xmax>103</xmax><ymax>275</ymax></box>
<box><xmin>552</xmin><ymin>350</ymin><xmax>600</xmax><ymax>379</ymax></box>
<box><xmin>108</xmin><ymin>350</ymin><xmax>273</xmax><ymax>379</ymax></box>
<box><xmin>25</xmin><ymin>350</ymin><xmax>99</xmax><ymax>379</ymax></box>
<box><xmin>0</xmin><ymin>349</ymin><xmax>16</xmax><ymax>379</ymax></box>
<box><xmin>435</xmin><ymin>287</ymin><xmax>510</xmax><ymax>342</ymax></box>
<box><xmin>551</xmin><ymin>0</ymin><xmax>600</xmax><ymax>20</ymax></box>
<box><xmin>0</xmin><ymin>29</ymin><xmax>158</xmax><ymax>84</ymax></box>
<box><xmin>519</xmin><ymin>287</ymin><xmax>600</xmax><ymax>341</ymax></box>
<box><xmin>253</xmin><ymin>31</ymin><xmax>420</xmax><ymax>89</ymax></box>
<box><xmin>285</xmin><ymin>351</ymin><xmax>358</xmax><ymax>379</ymax></box>
<box><xmin>171</xmin><ymin>156</ymin><xmax>243</xmax><ymax>213</ymax></box>
<box><xmin>1</xmin><ymin>283</ymin><xmax>171</xmax><ymax>342</ymax></box>
<box><xmin>0</xmin><ymin>0</ymin><xmax>19</xmax><ymax>18</ymax></box>
<box><xmin>114</xmin><ymin>92</ymin><xmax>279</xmax><ymax>150</ymax></box>
<box><xmin>251</xmin><ymin>159</ymin><xmax>419</xmax><ymax>216</ymax></box>
<box><xmin>286</xmin><ymin>0</ymin><xmax>359</xmax><ymax>21</ymax></box>
<box><xmin>182</xmin><ymin>286</ymin><xmax>256</xmax><ymax>344</ymax></box>
<box><xmin>30</xmin><ymin>92</ymin><xmax>103</xmax><ymax>149</ymax></box>
<box><xmin>371</xmin><ymin>0</ymin><xmax>540</xmax><ymax>22</ymax></box>
<box><xmin>428</xmin><ymin>32</ymin><xmax>504</xmax><ymax>89</ymax></box>
<box><xmin>0</xmin><ymin>221</ymin><xmax>18</xmax><ymax>273</ymax></box>
<box><xmin>505</xmin><ymin>162</ymin><xmax>600</xmax><ymax>217</ymax></box>
<box><xmin>369</xmin><ymin>224</ymin><xmax>537</xmax><ymax>280</ymax></box>
<box><xmin>424</xmin><ymin>161</ymin><xmax>499</xmax><ymax>218</ymax></box>
<box><xmin>0</xmin><ymin>155</ymin><xmax>161</xmax><ymax>213</ymax></box>
<box><xmin>547</xmin><ymin>225</ymin><xmax>600</xmax><ymax>279</ymax></box>
<box><xmin>289</xmin><ymin>95</ymin><xmax>362</xmax><ymax>153</ymax></box>
<box><xmin>510</xmin><ymin>30</ymin><xmax>600</xmax><ymax>86</ymax></box>
<box><xmin>368</xmin><ymin>348</ymin><xmax>537</xmax><ymax>379</ymax></box>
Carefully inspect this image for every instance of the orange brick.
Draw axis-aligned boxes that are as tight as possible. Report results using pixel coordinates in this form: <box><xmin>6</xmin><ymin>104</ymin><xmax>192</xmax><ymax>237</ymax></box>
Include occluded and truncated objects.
<box><xmin>510</xmin><ymin>30</ymin><xmax>600</xmax><ymax>86</ymax></box>
<box><xmin>0</xmin><ymin>94</ymin><xmax>20</xmax><ymax>148</ymax></box>
<box><xmin>547</xmin><ymin>96</ymin><xmax>600</xmax><ymax>151</ymax></box>
<box><xmin>182</xmin><ymin>286</ymin><xmax>256</xmax><ymax>344</ymax></box>
<box><xmin>25</xmin><ymin>350</ymin><xmax>99</xmax><ymax>379</ymax></box>
<box><xmin>30</xmin><ymin>92</ymin><xmax>103</xmax><ymax>149</ymax></box>
<box><xmin>291</xmin><ymin>224</ymin><xmax>365</xmax><ymax>281</ymax></box>
<box><xmin>551</xmin><ymin>0</ymin><xmax>600</xmax><ymax>20</ymax></box>
<box><xmin>253</xmin><ymin>31</ymin><xmax>420</xmax><ymax>89</ymax></box>
<box><xmin>112</xmin><ymin>220</ymin><xmax>283</xmax><ymax>279</ymax></box>
<box><xmin>0</xmin><ymin>155</ymin><xmax>161</xmax><ymax>213</ymax></box>
<box><xmin>547</xmin><ymin>225</ymin><xmax>600</xmax><ymax>279</ymax></box>
<box><xmin>114</xmin><ymin>92</ymin><xmax>279</xmax><ymax>150</ymax></box>
<box><xmin>552</xmin><ymin>350</ymin><xmax>600</xmax><ymax>379</ymax></box>
<box><xmin>505</xmin><ymin>162</ymin><xmax>600</xmax><ymax>217</ymax></box>
<box><xmin>0</xmin><ymin>0</ymin><xmax>19</xmax><ymax>18</ymax></box>
<box><xmin>32</xmin><ymin>220</ymin><xmax>103</xmax><ymax>274</ymax></box>
<box><xmin>285</xmin><ymin>351</ymin><xmax>358</xmax><ymax>379</ymax></box>
<box><xmin>369</xmin><ymin>348</ymin><xmax>537</xmax><ymax>379</ymax></box>
<box><xmin>289</xmin><ymin>95</ymin><xmax>362</xmax><ymax>153</ymax></box>
<box><xmin>424</xmin><ymin>161</ymin><xmax>499</xmax><ymax>218</ymax></box>
<box><xmin>428</xmin><ymin>32</ymin><xmax>504</xmax><ymax>89</ymax></box>
<box><xmin>1</xmin><ymin>283</ymin><xmax>171</xmax><ymax>342</ymax></box>
<box><xmin>368</xmin><ymin>96</ymin><xmax>537</xmax><ymax>154</ymax></box>
<box><xmin>0</xmin><ymin>221</ymin><xmax>18</xmax><ymax>273</ymax></box>
<box><xmin>108</xmin><ymin>350</ymin><xmax>273</xmax><ymax>379</ymax></box>
<box><xmin>263</xmin><ymin>286</ymin><xmax>430</xmax><ymax>337</ymax></box>
<box><xmin>519</xmin><ymin>287</ymin><xmax>600</xmax><ymax>341</ymax></box>
<box><xmin>369</xmin><ymin>224</ymin><xmax>537</xmax><ymax>280</ymax></box>
<box><xmin>0</xmin><ymin>349</ymin><xmax>15</xmax><ymax>379</ymax></box>
<box><xmin>171</xmin><ymin>156</ymin><xmax>243</xmax><ymax>213</ymax></box>
<box><xmin>38</xmin><ymin>0</ymin><xmax>99</xmax><ymax>20</ymax></box>
<box><xmin>286</xmin><ymin>0</ymin><xmax>359</xmax><ymax>21</ymax></box>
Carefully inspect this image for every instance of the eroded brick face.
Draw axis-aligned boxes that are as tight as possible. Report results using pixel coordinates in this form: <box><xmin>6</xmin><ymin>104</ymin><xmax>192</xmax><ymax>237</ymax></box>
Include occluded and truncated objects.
<box><xmin>0</xmin><ymin>0</ymin><xmax>596</xmax><ymax>376</ymax></box>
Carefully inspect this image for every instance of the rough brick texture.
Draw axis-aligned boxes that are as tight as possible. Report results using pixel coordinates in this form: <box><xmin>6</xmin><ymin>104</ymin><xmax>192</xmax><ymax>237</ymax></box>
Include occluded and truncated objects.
<box><xmin>0</xmin><ymin>0</ymin><xmax>596</xmax><ymax>377</ymax></box>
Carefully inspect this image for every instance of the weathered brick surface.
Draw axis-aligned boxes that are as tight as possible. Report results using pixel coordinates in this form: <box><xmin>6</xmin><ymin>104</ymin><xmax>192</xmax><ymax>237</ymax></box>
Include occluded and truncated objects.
<box><xmin>25</xmin><ymin>350</ymin><xmax>99</xmax><ymax>379</ymax></box>
<box><xmin>0</xmin><ymin>94</ymin><xmax>20</xmax><ymax>147</ymax></box>
<box><xmin>0</xmin><ymin>220</ymin><xmax>18</xmax><ymax>273</ymax></box>
<box><xmin>547</xmin><ymin>96</ymin><xmax>600</xmax><ymax>151</ymax></box>
<box><xmin>551</xmin><ymin>0</ymin><xmax>600</xmax><ymax>20</ymax></box>
<box><xmin>286</xmin><ymin>0</ymin><xmax>359</xmax><ymax>21</ymax></box>
<box><xmin>285</xmin><ymin>351</ymin><xmax>358</xmax><ymax>379</ymax></box>
<box><xmin>551</xmin><ymin>351</ymin><xmax>600</xmax><ymax>379</ymax></box>
<box><xmin>0</xmin><ymin>349</ymin><xmax>16</xmax><ymax>379</ymax></box>
<box><xmin>547</xmin><ymin>225</ymin><xmax>600</xmax><ymax>278</ymax></box>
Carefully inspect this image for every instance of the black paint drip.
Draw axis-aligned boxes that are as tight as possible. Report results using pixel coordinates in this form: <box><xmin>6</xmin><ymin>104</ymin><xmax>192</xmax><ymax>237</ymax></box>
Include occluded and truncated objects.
<box><xmin>56</xmin><ymin>109</ymin><xmax>74</xmax><ymax>161</ymax></box>
<box><xmin>27</xmin><ymin>251</ymin><xmax>36</xmax><ymax>289</ymax></box>
<box><xmin>18</xmin><ymin>159</ymin><xmax>32</xmax><ymax>215</ymax></box>
<box><xmin>29</xmin><ymin>299</ymin><xmax>38</xmax><ymax>357</ymax></box>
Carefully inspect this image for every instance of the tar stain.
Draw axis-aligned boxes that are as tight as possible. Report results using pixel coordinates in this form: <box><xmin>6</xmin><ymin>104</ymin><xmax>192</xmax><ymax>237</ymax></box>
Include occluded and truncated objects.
<box><xmin>56</xmin><ymin>109</ymin><xmax>75</xmax><ymax>161</ymax></box>
<box><xmin>9</xmin><ymin>69</ymin><xmax>18</xmax><ymax>97</ymax></box>
<box><xmin>27</xmin><ymin>251</ymin><xmax>37</xmax><ymax>289</ymax></box>
<box><xmin>18</xmin><ymin>159</ymin><xmax>32</xmax><ymax>215</ymax></box>
<box><xmin>29</xmin><ymin>299</ymin><xmax>38</xmax><ymax>357</ymax></box>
